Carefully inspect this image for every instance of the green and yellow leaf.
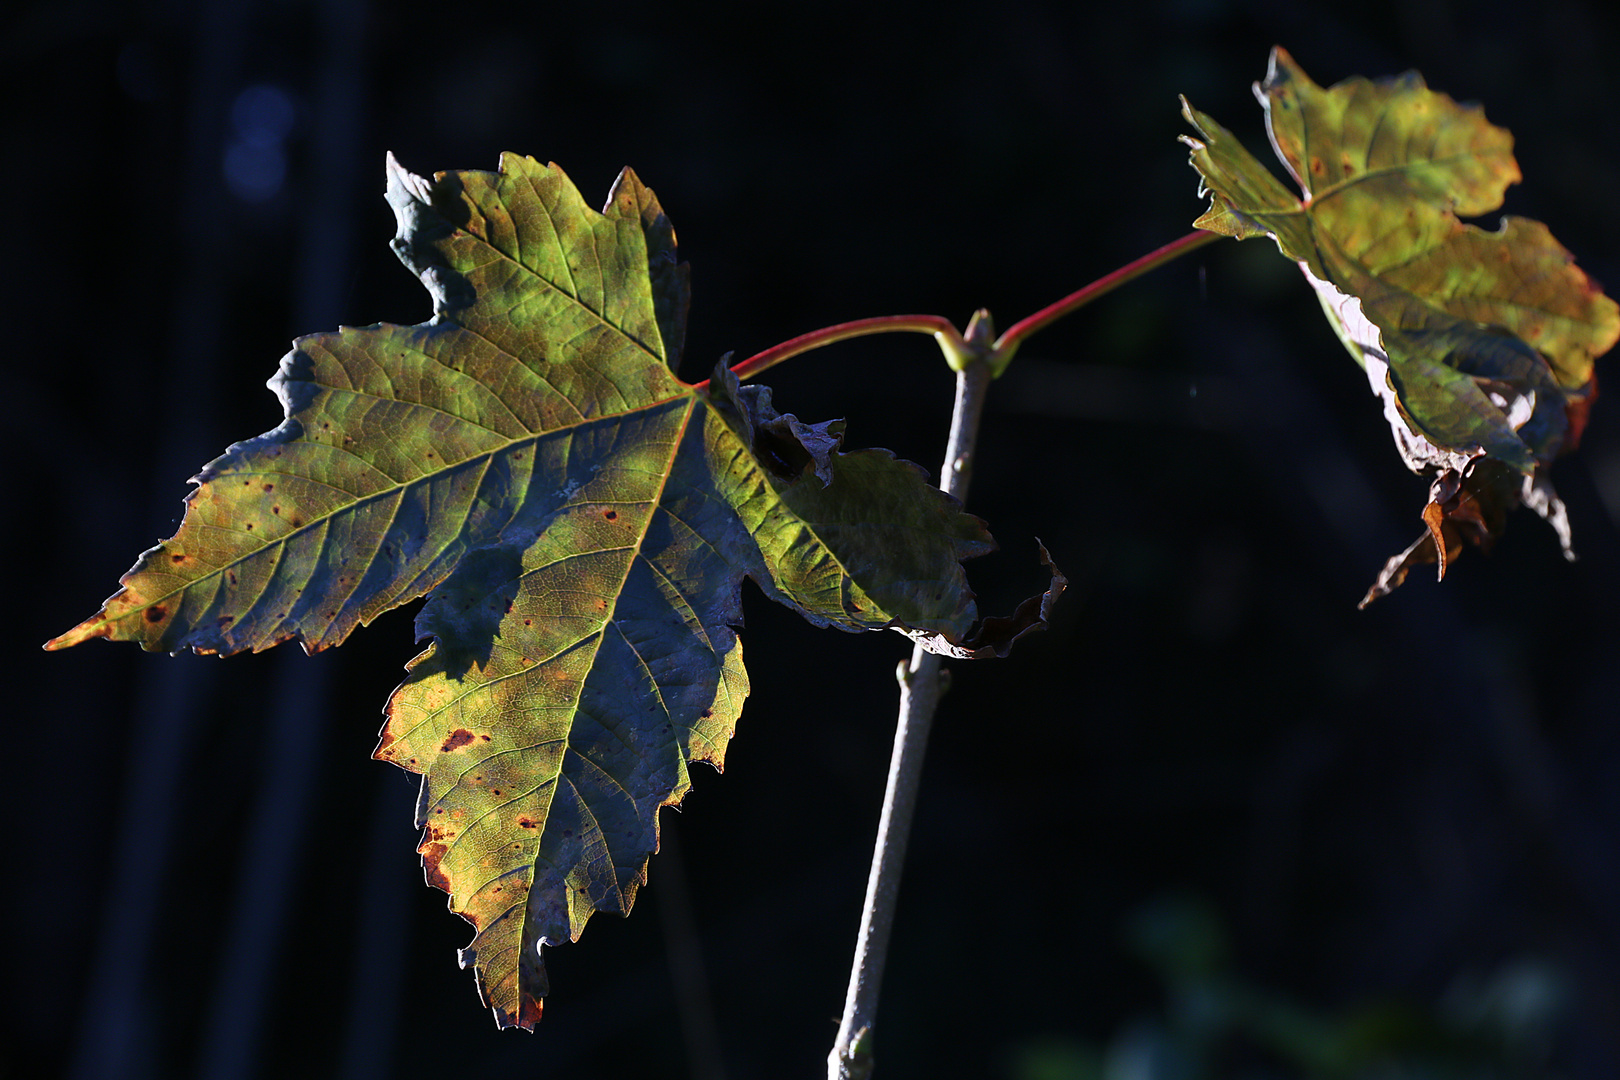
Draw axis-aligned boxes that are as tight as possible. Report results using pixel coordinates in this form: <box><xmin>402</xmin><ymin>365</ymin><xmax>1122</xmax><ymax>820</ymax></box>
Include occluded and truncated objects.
<box><xmin>48</xmin><ymin>152</ymin><xmax>1008</xmax><ymax>1028</ymax></box>
<box><xmin>1182</xmin><ymin>48</ymin><xmax>1618</xmax><ymax>602</ymax></box>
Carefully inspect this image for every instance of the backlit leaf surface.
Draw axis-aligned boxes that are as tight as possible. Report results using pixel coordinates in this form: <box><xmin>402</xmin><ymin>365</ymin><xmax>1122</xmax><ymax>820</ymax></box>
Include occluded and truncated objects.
<box><xmin>1182</xmin><ymin>48</ymin><xmax>1618</xmax><ymax>602</ymax></box>
<box><xmin>48</xmin><ymin>152</ymin><xmax>999</xmax><ymax>1027</ymax></box>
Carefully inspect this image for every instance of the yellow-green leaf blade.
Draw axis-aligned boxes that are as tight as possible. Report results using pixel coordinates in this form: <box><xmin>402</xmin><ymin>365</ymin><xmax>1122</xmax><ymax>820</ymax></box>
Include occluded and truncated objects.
<box><xmin>1261</xmin><ymin>46</ymin><xmax>1519</xmax><ymax>224</ymax></box>
<box><xmin>377</xmin><ymin>396</ymin><xmax>744</xmax><ymax>1029</ymax></box>
<box><xmin>1379</xmin><ymin>215</ymin><xmax>1618</xmax><ymax>392</ymax></box>
<box><xmin>376</xmin><ymin>376</ymin><xmax>993</xmax><ymax>1028</ymax></box>
<box><xmin>1182</xmin><ymin>48</ymin><xmax>1618</xmax><ymax>598</ymax></box>
<box><xmin>1179</xmin><ymin>99</ymin><xmax>1313</xmax><ymax>256</ymax></box>
<box><xmin>54</xmin><ymin>149</ymin><xmax>1003</xmax><ymax>1030</ymax></box>
<box><xmin>47</xmin><ymin>155</ymin><xmax>687</xmax><ymax>656</ymax></box>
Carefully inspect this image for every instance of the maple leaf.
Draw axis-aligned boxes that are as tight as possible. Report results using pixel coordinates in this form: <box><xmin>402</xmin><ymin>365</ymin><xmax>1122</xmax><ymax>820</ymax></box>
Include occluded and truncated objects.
<box><xmin>1181</xmin><ymin>47</ymin><xmax>1619</xmax><ymax>603</ymax></box>
<box><xmin>46</xmin><ymin>152</ymin><xmax>1036</xmax><ymax>1028</ymax></box>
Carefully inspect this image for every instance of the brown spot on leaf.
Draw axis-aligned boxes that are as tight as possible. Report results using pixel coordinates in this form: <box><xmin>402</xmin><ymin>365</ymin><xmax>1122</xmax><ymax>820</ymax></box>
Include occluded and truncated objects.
<box><xmin>171</xmin><ymin>553</ymin><xmax>185</xmax><ymax>563</ymax></box>
<box><xmin>604</xmin><ymin>510</ymin><xmax>617</xmax><ymax>520</ymax></box>
<box><xmin>419</xmin><ymin>841</ymin><xmax>452</xmax><ymax>892</ymax></box>
<box><xmin>144</xmin><ymin>605</ymin><xmax>166</xmax><ymax>623</ymax></box>
<box><xmin>272</xmin><ymin>506</ymin><xmax>281</xmax><ymax>515</ymax></box>
<box><xmin>509</xmin><ymin>997</ymin><xmax>544</xmax><ymax>1029</ymax></box>
<box><xmin>518</xmin><ymin>817</ymin><xmax>538</xmax><ymax>828</ymax></box>
<box><xmin>440</xmin><ymin>728</ymin><xmax>476</xmax><ymax>752</ymax></box>
<box><xmin>264</xmin><ymin>483</ymin><xmax>274</xmax><ymax>492</ymax></box>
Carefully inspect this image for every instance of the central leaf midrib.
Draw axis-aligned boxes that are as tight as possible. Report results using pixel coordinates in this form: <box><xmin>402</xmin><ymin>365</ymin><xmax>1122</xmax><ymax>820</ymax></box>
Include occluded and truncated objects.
<box><xmin>420</xmin><ymin>392</ymin><xmax>696</xmax><ymax>818</ymax></box>
<box><xmin>139</xmin><ymin>385</ymin><xmax>702</xmax><ymax>642</ymax></box>
<box><xmin>490</xmin><ymin>391</ymin><xmax>698</xmax><ymax>980</ymax></box>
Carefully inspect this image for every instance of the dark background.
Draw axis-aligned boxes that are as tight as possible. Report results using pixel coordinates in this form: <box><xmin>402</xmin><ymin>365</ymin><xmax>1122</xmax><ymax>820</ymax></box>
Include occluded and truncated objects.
<box><xmin>12</xmin><ymin>0</ymin><xmax>1620</xmax><ymax>1077</ymax></box>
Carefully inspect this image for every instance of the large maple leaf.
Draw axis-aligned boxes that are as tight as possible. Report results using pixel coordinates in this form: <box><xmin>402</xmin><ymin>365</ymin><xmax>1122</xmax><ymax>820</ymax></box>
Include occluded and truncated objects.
<box><xmin>47</xmin><ymin>152</ymin><xmax>1017</xmax><ymax>1028</ymax></box>
<box><xmin>1181</xmin><ymin>48</ymin><xmax>1618</xmax><ymax>603</ymax></box>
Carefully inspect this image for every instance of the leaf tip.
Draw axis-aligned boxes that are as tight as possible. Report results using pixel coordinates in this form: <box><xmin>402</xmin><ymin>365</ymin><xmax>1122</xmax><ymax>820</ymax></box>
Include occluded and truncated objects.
<box><xmin>1177</xmin><ymin>94</ymin><xmax>1203</xmax><ymax>135</ymax></box>
<box><xmin>914</xmin><ymin>540</ymin><xmax>1067</xmax><ymax>659</ymax></box>
<box><xmin>1264</xmin><ymin>45</ymin><xmax>1297</xmax><ymax>88</ymax></box>
<box><xmin>43</xmin><ymin>618</ymin><xmax>106</xmax><ymax>651</ymax></box>
<box><xmin>383</xmin><ymin>150</ymin><xmax>433</xmax><ymax>209</ymax></box>
<box><xmin>494</xmin><ymin>997</ymin><xmax>544</xmax><ymax>1031</ymax></box>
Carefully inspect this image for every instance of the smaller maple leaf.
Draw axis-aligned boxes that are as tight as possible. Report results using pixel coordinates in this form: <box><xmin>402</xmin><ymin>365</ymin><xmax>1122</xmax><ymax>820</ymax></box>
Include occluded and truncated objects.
<box><xmin>1181</xmin><ymin>47</ymin><xmax>1619</xmax><ymax>603</ymax></box>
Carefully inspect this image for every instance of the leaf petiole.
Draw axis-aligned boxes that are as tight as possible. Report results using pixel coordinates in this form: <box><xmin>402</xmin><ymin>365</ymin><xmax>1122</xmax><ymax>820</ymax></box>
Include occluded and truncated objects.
<box><xmin>708</xmin><ymin>230</ymin><xmax>1220</xmax><ymax>392</ymax></box>
<box><xmin>988</xmin><ymin>228</ymin><xmax>1221</xmax><ymax>375</ymax></box>
<box><xmin>699</xmin><ymin>314</ymin><xmax>970</xmax><ymax>389</ymax></box>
